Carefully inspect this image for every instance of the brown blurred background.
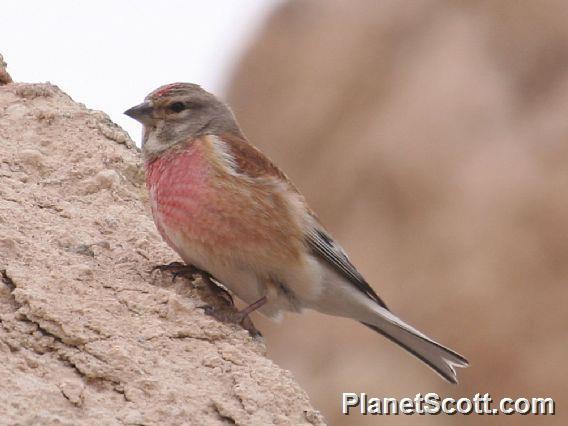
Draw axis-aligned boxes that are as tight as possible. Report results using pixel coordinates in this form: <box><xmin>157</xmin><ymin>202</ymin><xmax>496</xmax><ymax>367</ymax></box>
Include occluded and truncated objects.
<box><xmin>226</xmin><ymin>0</ymin><xmax>568</xmax><ymax>424</ymax></box>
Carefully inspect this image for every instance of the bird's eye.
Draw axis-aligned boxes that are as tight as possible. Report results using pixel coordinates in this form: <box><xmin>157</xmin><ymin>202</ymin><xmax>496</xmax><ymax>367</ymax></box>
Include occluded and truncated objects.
<box><xmin>168</xmin><ymin>102</ymin><xmax>187</xmax><ymax>113</ymax></box>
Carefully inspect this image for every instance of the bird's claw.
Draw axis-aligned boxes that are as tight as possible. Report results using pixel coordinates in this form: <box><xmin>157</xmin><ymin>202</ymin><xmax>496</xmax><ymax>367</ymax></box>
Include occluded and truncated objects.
<box><xmin>154</xmin><ymin>262</ymin><xmax>261</xmax><ymax>336</ymax></box>
<box><xmin>152</xmin><ymin>261</ymin><xmax>185</xmax><ymax>272</ymax></box>
<box><xmin>152</xmin><ymin>261</ymin><xmax>198</xmax><ymax>282</ymax></box>
<box><xmin>198</xmin><ymin>305</ymin><xmax>262</xmax><ymax>338</ymax></box>
<box><xmin>153</xmin><ymin>262</ymin><xmax>234</xmax><ymax>306</ymax></box>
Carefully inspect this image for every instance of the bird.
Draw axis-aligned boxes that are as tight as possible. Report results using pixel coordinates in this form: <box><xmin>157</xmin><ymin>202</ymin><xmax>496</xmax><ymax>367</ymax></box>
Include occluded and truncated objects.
<box><xmin>125</xmin><ymin>82</ymin><xmax>468</xmax><ymax>383</ymax></box>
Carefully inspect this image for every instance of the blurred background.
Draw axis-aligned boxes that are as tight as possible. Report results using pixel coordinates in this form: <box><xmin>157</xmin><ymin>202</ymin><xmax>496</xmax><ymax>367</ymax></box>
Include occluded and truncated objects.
<box><xmin>228</xmin><ymin>2</ymin><xmax>568</xmax><ymax>425</ymax></box>
<box><xmin>3</xmin><ymin>1</ymin><xmax>567</xmax><ymax>424</ymax></box>
<box><xmin>0</xmin><ymin>0</ymin><xmax>279</xmax><ymax>140</ymax></box>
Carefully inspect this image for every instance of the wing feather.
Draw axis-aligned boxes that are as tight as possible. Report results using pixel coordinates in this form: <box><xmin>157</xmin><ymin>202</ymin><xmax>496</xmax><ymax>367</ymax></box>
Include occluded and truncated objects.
<box><xmin>306</xmin><ymin>228</ymin><xmax>388</xmax><ymax>309</ymax></box>
<box><xmin>219</xmin><ymin>133</ymin><xmax>387</xmax><ymax>309</ymax></box>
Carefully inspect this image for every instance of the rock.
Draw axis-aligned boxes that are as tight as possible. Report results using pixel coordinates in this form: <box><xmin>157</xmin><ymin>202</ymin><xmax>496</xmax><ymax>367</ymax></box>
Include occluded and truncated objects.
<box><xmin>4</xmin><ymin>103</ymin><xmax>28</xmax><ymax>120</ymax></box>
<box><xmin>58</xmin><ymin>380</ymin><xmax>85</xmax><ymax>407</ymax></box>
<box><xmin>81</xmin><ymin>169</ymin><xmax>120</xmax><ymax>194</ymax></box>
<box><xmin>94</xmin><ymin>169</ymin><xmax>120</xmax><ymax>189</ymax></box>
<box><xmin>0</xmin><ymin>82</ymin><xmax>323</xmax><ymax>425</ymax></box>
<box><xmin>97</xmin><ymin>120</ymin><xmax>129</xmax><ymax>144</ymax></box>
<box><xmin>14</xmin><ymin>83</ymin><xmax>57</xmax><ymax>99</ymax></box>
<box><xmin>0</xmin><ymin>238</ymin><xmax>18</xmax><ymax>257</ymax></box>
<box><xmin>0</xmin><ymin>53</ymin><xmax>12</xmax><ymax>85</ymax></box>
<box><xmin>18</xmin><ymin>149</ymin><xmax>45</xmax><ymax>171</ymax></box>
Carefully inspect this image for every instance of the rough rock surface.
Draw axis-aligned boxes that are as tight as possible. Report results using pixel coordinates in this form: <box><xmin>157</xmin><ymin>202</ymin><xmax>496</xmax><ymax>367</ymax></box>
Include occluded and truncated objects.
<box><xmin>0</xmin><ymin>81</ymin><xmax>323</xmax><ymax>425</ymax></box>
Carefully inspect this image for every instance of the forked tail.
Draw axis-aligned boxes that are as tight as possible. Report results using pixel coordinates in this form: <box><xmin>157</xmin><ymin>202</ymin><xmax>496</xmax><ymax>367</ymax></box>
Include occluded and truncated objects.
<box><xmin>362</xmin><ymin>306</ymin><xmax>469</xmax><ymax>383</ymax></box>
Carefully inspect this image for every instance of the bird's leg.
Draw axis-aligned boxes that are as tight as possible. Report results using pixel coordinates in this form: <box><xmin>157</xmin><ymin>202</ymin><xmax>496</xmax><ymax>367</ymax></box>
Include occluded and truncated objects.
<box><xmin>203</xmin><ymin>296</ymin><xmax>267</xmax><ymax>338</ymax></box>
<box><xmin>236</xmin><ymin>297</ymin><xmax>267</xmax><ymax>338</ymax></box>
<box><xmin>195</xmin><ymin>271</ymin><xmax>235</xmax><ymax>307</ymax></box>
<box><xmin>235</xmin><ymin>296</ymin><xmax>267</xmax><ymax>323</ymax></box>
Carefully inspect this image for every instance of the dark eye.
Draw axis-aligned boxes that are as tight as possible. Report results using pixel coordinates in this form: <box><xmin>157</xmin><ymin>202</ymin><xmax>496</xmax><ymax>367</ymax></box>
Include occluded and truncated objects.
<box><xmin>168</xmin><ymin>102</ymin><xmax>187</xmax><ymax>113</ymax></box>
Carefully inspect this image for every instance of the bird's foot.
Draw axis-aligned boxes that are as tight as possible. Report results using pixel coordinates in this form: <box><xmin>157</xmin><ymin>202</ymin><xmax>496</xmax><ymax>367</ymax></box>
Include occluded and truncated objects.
<box><xmin>152</xmin><ymin>262</ymin><xmax>234</xmax><ymax>307</ymax></box>
<box><xmin>201</xmin><ymin>306</ymin><xmax>262</xmax><ymax>338</ymax></box>
<box><xmin>201</xmin><ymin>296</ymin><xmax>267</xmax><ymax>338</ymax></box>
<box><xmin>153</xmin><ymin>262</ymin><xmax>263</xmax><ymax>336</ymax></box>
<box><xmin>152</xmin><ymin>261</ymin><xmax>198</xmax><ymax>282</ymax></box>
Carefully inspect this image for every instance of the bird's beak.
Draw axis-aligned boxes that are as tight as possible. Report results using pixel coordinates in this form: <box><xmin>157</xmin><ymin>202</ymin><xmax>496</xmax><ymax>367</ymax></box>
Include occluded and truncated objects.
<box><xmin>124</xmin><ymin>101</ymin><xmax>153</xmax><ymax>123</ymax></box>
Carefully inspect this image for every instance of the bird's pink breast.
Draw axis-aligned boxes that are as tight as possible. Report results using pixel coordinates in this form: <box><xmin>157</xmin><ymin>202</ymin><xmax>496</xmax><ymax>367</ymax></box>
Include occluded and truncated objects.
<box><xmin>145</xmin><ymin>139</ymin><xmax>303</xmax><ymax>268</ymax></box>
<box><xmin>146</xmin><ymin>144</ymin><xmax>215</xmax><ymax>253</ymax></box>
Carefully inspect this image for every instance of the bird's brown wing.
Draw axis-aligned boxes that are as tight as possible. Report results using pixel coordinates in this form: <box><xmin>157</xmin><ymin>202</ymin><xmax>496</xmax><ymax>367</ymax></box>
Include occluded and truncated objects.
<box><xmin>219</xmin><ymin>133</ymin><xmax>388</xmax><ymax>309</ymax></box>
<box><xmin>219</xmin><ymin>133</ymin><xmax>291</xmax><ymax>181</ymax></box>
<box><xmin>305</xmin><ymin>227</ymin><xmax>388</xmax><ymax>309</ymax></box>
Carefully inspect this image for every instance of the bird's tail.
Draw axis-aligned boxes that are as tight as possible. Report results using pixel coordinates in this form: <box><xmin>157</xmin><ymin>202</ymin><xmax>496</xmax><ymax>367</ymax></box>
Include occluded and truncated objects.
<box><xmin>361</xmin><ymin>305</ymin><xmax>468</xmax><ymax>383</ymax></box>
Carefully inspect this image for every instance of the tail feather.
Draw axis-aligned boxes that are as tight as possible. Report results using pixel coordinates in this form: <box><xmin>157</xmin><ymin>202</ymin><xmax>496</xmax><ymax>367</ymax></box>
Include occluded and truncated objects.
<box><xmin>310</xmin><ymin>263</ymin><xmax>468</xmax><ymax>383</ymax></box>
<box><xmin>362</xmin><ymin>307</ymin><xmax>469</xmax><ymax>383</ymax></box>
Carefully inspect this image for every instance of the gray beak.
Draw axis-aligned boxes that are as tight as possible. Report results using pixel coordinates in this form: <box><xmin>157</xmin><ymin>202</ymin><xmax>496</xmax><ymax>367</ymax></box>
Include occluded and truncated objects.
<box><xmin>124</xmin><ymin>101</ymin><xmax>153</xmax><ymax>123</ymax></box>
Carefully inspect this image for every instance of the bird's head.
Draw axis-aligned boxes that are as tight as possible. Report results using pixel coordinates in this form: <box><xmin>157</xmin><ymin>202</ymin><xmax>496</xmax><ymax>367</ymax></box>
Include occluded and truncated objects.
<box><xmin>125</xmin><ymin>83</ymin><xmax>242</xmax><ymax>160</ymax></box>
